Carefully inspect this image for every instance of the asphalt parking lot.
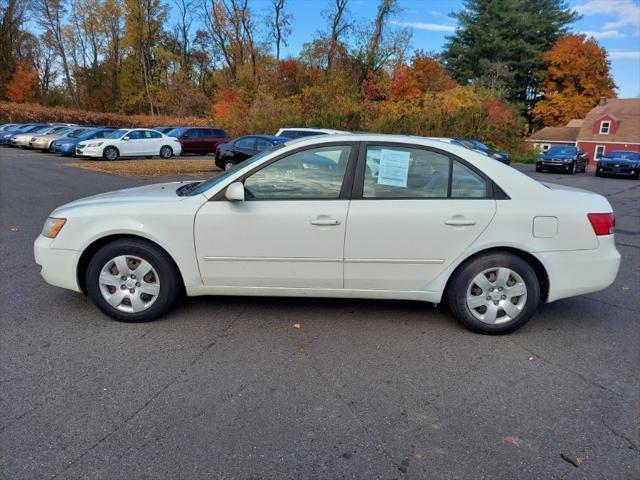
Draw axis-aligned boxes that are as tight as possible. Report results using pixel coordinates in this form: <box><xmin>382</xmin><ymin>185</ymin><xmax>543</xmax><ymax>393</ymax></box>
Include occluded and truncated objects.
<box><xmin>1</xmin><ymin>147</ymin><xmax>638</xmax><ymax>480</ymax></box>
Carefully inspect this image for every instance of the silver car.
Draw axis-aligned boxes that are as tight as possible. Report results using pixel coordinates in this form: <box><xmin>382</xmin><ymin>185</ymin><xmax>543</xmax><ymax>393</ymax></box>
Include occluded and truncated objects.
<box><xmin>29</xmin><ymin>127</ymin><xmax>89</xmax><ymax>151</ymax></box>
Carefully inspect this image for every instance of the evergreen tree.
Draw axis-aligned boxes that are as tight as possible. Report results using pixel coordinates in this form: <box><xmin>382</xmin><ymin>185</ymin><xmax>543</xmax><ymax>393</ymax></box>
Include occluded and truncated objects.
<box><xmin>441</xmin><ymin>0</ymin><xmax>578</xmax><ymax>112</ymax></box>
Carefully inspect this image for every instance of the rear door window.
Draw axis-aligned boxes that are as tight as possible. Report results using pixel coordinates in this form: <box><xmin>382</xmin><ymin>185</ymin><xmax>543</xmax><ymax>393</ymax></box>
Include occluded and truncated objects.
<box><xmin>235</xmin><ymin>137</ymin><xmax>256</xmax><ymax>150</ymax></box>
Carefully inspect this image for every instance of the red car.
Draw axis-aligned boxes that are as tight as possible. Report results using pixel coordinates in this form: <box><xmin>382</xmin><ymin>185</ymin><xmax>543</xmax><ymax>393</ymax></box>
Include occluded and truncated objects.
<box><xmin>167</xmin><ymin>127</ymin><xmax>229</xmax><ymax>156</ymax></box>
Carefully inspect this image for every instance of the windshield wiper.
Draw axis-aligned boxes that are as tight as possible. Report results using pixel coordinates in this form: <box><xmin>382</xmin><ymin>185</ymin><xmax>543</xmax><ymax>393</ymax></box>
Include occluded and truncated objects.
<box><xmin>176</xmin><ymin>181</ymin><xmax>202</xmax><ymax>196</ymax></box>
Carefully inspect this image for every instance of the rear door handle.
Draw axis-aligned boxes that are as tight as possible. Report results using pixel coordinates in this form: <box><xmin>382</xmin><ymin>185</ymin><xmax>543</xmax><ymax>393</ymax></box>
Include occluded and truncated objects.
<box><xmin>311</xmin><ymin>218</ymin><xmax>340</xmax><ymax>226</ymax></box>
<box><xmin>445</xmin><ymin>218</ymin><xmax>476</xmax><ymax>226</ymax></box>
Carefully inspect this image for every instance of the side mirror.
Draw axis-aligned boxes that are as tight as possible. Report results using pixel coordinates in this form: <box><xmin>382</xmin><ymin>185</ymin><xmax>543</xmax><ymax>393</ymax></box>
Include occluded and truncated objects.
<box><xmin>182</xmin><ymin>134</ymin><xmax>189</xmax><ymax>139</ymax></box>
<box><xmin>225</xmin><ymin>182</ymin><xmax>245</xmax><ymax>202</ymax></box>
<box><xmin>123</xmin><ymin>136</ymin><xmax>130</xmax><ymax>141</ymax></box>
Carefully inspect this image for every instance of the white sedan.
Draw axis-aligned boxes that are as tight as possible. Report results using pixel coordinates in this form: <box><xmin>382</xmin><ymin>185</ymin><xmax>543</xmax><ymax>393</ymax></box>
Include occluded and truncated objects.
<box><xmin>76</xmin><ymin>128</ymin><xmax>182</xmax><ymax>160</ymax></box>
<box><xmin>34</xmin><ymin>134</ymin><xmax>620</xmax><ymax>334</ymax></box>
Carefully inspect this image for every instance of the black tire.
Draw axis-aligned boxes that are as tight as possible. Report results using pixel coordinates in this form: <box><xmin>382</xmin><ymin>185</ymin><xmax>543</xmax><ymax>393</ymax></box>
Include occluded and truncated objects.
<box><xmin>223</xmin><ymin>160</ymin><xmax>236</xmax><ymax>170</ymax></box>
<box><xmin>160</xmin><ymin>146</ymin><xmax>173</xmax><ymax>159</ymax></box>
<box><xmin>86</xmin><ymin>238</ymin><xmax>181</xmax><ymax>323</ymax></box>
<box><xmin>568</xmin><ymin>161</ymin><xmax>577</xmax><ymax>174</ymax></box>
<box><xmin>103</xmin><ymin>146</ymin><xmax>119</xmax><ymax>161</ymax></box>
<box><xmin>535</xmin><ymin>164</ymin><xmax>542</xmax><ymax>173</ymax></box>
<box><xmin>595</xmin><ymin>170</ymin><xmax>601</xmax><ymax>177</ymax></box>
<box><xmin>447</xmin><ymin>252</ymin><xmax>541</xmax><ymax>334</ymax></box>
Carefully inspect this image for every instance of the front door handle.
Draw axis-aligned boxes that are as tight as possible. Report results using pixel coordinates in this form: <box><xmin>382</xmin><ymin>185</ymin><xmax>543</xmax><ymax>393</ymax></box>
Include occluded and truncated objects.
<box><xmin>445</xmin><ymin>218</ymin><xmax>476</xmax><ymax>226</ymax></box>
<box><xmin>311</xmin><ymin>218</ymin><xmax>340</xmax><ymax>226</ymax></box>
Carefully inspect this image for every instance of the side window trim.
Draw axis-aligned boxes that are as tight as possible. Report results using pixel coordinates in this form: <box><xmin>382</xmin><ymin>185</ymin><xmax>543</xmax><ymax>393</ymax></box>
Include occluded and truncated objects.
<box><xmin>211</xmin><ymin>142</ymin><xmax>360</xmax><ymax>201</ymax></box>
<box><xmin>352</xmin><ymin>141</ymin><xmax>498</xmax><ymax>200</ymax></box>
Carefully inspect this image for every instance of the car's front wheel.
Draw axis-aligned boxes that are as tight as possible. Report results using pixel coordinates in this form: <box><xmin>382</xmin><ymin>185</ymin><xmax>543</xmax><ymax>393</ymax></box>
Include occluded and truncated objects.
<box><xmin>447</xmin><ymin>252</ymin><xmax>540</xmax><ymax>334</ymax></box>
<box><xmin>569</xmin><ymin>161</ymin><xmax>577</xmax><ymax>174</ymax></box>
<box><xmin>224</xmin><ymin>160</ymin><xmax>236</xmax><ymax>170</ymax></box>
<box><xmin>160</xmin><ymin>146</ymin><xmax>173</xmax><ymax>159</ymax></box>
<box><xmin>103</xmin><ymin>146</ymin><xmax>119</xmax><ymax>161</ymax></box>
<box><xmin>86</xmin><ymin>239</ymin><xmax>180</xmax><ymax>322</ymax></box>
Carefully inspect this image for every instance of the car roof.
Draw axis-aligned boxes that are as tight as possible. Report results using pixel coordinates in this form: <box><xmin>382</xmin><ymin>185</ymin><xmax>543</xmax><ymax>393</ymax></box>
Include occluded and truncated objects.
<box><xmin>278</xmin><ymin>127</ymin><xmax>349</xmax><ymax>134</ymax></box>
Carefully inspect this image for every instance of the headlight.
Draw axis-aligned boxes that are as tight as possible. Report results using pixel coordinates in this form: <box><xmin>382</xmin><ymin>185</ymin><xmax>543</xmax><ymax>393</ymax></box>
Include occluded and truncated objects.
<box><xmin>490</xmin><ymin>153</ymin><xmax>502</xmax><ymax>159</ymax></box>
<box><xmin>87</xmin><ymin>142</ymin><xmax>104</xmax><ymax>147</ymax></box>
<box><xmin>563</xmin><ymin>158</ymin><xmax>573</xmax><ymax>163</ymax></box>
<box><xmin>41</xmin><ymin>217</ymin><xmax>66</xmax><ymax>238</ymax></box>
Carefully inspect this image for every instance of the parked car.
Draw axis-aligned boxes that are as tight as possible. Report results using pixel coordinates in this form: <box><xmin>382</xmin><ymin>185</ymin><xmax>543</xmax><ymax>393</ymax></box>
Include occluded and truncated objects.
<box><xmin>455</xmin><ymin>138</ymin><xmax>511</xmax><ymax>164</ymax></box>
<box><xmin>0</xmin><ymin>124</ymin><xmax>49</xmax><ymax>145</ymax></box>
<box><xmin>35</xmin><ymin>134</ymin><xmax>620</xmax><ymax>334</ymax></box>
<box><xmin>596</xmin><ymin>151</ymin><xmax>640</xmax><ymax>179</ymax></box>
<box><xmin>153</xmin><ymin>126</ymin><xmax>179</xmax><ymax>134</ymax></box>
<box><xmin>215</xmin><ymin>135</ymin><xmax>288</xmax><ymax>170</ymax></box>
<box><xmin>29</xmin><ymin>127</ymin><xmax>92</xmax><ymax>151</ymax></box>
<box><xmin>10</xmin><ymin>125</ymin><xmax>57</xmax><ymax>147</ymax></box>
<box><xmin>166</xmin><ymin>127</ymin><xmax>229</xmax><ymax>156</ymax></box>
<box><xmin>75</xmin><ymin>128</ymin><xmax>182</xmax><ymax>160</ymax></box>
<box><xmin>52</xmin><ymin>128</ymin><xmax>117</xmax><ymax>156</ymax></box>
<box><xmin>275</xmin><ymin>127</ymin><xmax>349</xmax><ymax>139</ymax></box>
<box><xmin>0</xmin><ymin>123</ymin><xmax>18</xmax><ymax>132</ymax></box>
<box><xmin>536</xmin><ymin>146</ymin><xmax>588</xmax><ymax>174</ymax></box>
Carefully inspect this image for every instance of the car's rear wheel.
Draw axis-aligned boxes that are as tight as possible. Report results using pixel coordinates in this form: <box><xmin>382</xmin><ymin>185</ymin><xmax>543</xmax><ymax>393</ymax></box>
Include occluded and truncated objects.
<box><xmin>103</xmin><ymin>146</ymin><xmax>119</xmax><ymax>161</ymax></box>
<box><xmin>224</xmin><ymin>160</ymin><xmax>235</xmax><ymax>170</ymax></box>
<box><xmin>86</xmin><ymin>239</ymin><xmax>180</xmax><ymax>322</ymax></box>
<box><xmin>447</xmin><ymin>252</ymin><xmax>540</xmax><ymax>334</ymax></box>
<box><xmin>160</xmin><ymin>146</ymin><xmax>173</xmax><ymax>159</ymax></box>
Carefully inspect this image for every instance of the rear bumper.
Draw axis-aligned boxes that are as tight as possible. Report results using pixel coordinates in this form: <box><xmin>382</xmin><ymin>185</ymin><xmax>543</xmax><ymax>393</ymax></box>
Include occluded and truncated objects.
<box><xmin>34</xmin><ymin>235</ymin><xmax>82</xmax><ymax>293</ymax></box>
<box><xmin>539</xmin><ymin>235</ymin><xmax>621</xmax><ymax>302</ymax></box>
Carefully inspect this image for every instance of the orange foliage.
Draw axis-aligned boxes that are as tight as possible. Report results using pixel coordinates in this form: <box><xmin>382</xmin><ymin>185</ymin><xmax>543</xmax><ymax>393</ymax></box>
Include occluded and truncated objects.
<box><xmin>6</xmin><ymin>62</ymin><xmax>38</xmax><ymax>103</ymax></box>
<box><xmin>532</xmin><ymin>34</ymin><xmax>617</xmax><ymax>126</ymax></box>
<box><xmin>389</xmin><ymin>54</ymin><xmax>456</xmax><ymax>101</ymax></box>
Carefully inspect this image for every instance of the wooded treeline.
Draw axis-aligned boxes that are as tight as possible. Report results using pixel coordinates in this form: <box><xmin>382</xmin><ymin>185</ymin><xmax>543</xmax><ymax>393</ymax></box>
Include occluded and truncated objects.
<box><xmin>0</xmin><ymin>0</ymin><xmax>617</xmax><ymax>143</ymax></box>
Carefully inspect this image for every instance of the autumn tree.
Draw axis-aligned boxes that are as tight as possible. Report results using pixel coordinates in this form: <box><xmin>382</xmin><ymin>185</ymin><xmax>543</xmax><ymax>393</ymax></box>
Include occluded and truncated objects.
<box><xmin>33</xmin><ymin>0</ymin><xmax>79</xmax><ymax>105</ymax></box>
<box><xmin>268</xmin><ymin>0</ymin><xmax>292</xmax><ymax>61</ymax></box>
<box><xmin>0</xmin><ymin>0</ymin><xmax>31</xmax><ymax>98</ymax></box>
<box><xmin>121</xmin><ymin>0</ymin><xmax>168</xmax><ymax>114</ymax></box>
<box><xmin>442</xmin><ymin>0</ymin><xmax>578</xmax><ymax>111</ymax></box>
<box><xmin>532</xmin><ymin>34</ymin><xmax>617</xmax><ymax>127</ymax></box>
<box><xmin>6</xmin><ymin>61</ymin><xmax>39</xmax><ymax>102</ymax></box>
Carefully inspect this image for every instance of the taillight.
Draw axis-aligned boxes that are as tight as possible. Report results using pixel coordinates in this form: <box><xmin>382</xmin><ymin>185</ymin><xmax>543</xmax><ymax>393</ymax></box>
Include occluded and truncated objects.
<box><xmin>587</xmin><ymin>213</ymin><xmax>615</xmax><ymax>235</ymax></box>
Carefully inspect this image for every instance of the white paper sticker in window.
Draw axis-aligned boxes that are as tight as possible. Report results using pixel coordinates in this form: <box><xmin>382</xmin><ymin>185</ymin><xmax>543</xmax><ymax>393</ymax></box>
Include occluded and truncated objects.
<box><xmin>377</xmin><ymin>149</ymin><xmax>410</xmax><ymax>187</ymax></box>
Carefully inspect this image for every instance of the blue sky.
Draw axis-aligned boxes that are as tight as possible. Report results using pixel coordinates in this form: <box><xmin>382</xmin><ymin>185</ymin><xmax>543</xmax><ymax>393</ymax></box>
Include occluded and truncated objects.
<box><xmin>249</xmin><ymin>0</ymin><xmax>640</xmax><ymax>98</ymax></box>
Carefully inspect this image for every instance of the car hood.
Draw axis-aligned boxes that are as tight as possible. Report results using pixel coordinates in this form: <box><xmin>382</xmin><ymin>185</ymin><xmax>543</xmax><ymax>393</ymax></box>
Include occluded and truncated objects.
<box><xmin>599</xmin><ymin>157</ymin><xmax>638</xmax><ymax>165</ymax></box>
<box><xmin>540</xmin><ymin>153</ymin><xmax>575</xmax><ymax>159</ymax></box>
<box><xmin>52</xmin><ymin>181</ymin><xmax>200</xmax><ymax>215</ymax></box>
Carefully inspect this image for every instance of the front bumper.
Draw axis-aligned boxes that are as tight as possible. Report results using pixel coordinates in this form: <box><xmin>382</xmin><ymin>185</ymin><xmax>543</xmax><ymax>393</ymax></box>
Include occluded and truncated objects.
<box><xmin>53</xmin><ymin>144</ymin><xmax>76</xmax><ymax>155</ymax></box>
<box><xmin>539</xmin><ymin>235</ymin><xmax>621</xmax><ymax>302</ymax></box>
<box><xmin>537</xmin><ymin>161</ymin><xmax>574</xmax><ymax>171</ymax></box>
<box><xmin>11</xmin><ymin>138</ymin><xmax>32</xmax><ymax>147</ymax></box>
<box><xmin>75</xmin><ymin>146</ymin><xmax>102</xmax><ymax>157</ymax></box>
<box><xmin>29</xmin><ymin>141</ymin><xmax>51</xmax><ymax>150</ymax></box>
<box><xmin>34</xmin><ymin>235</ymin><xmax>82</xmax><ymax>293</ymax></box>
<box><xmin>597</xmin><ymin>164</ymin><xmax>638</xmax><ymax>176</ymax></box>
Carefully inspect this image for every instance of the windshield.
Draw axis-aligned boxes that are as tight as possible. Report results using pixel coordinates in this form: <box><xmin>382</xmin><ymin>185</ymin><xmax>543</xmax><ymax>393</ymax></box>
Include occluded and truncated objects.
<box><xmin>108</xmin><ymin>129</ymin><xmax>129</xmax><ymax>139</ymax></box>
<box><xmin>546</xmin><ymin>146</ymin><xmax>576</xmax><ymax>156</ymax></box>
<box><xmin>31</xmin><ymin>126</ymin><xmax>51</xmax><ymax>133</ymax></box>
<box><xmin>606</xmin><ymin>151</ymin><xmax>640</xmax><ymax>160</ymax></box>
<box><xmin>79</xmin><ymin>129</ymin><xmax>108</xmax><ymax>140</ymax></box>
<box><xmin>167</xmin><ymin>128</ymin><xmax>186</xmax><ymax>137</ymax></box>
<box><xmin>184</xmin><ymin>145</ymin><xmax>286</xmax><ymax>196</ymax></box>
<box><xmin>68</xmin><ymin>128</ymin><xmax>89</xmax><ymax>138</ymax></box>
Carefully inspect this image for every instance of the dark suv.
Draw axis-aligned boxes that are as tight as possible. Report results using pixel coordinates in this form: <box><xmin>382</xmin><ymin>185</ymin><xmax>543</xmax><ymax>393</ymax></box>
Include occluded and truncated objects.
<box><xmin>167</xmin><ymin>127</ymin><xmax>229</xmax><ymax>155</ymax></box>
